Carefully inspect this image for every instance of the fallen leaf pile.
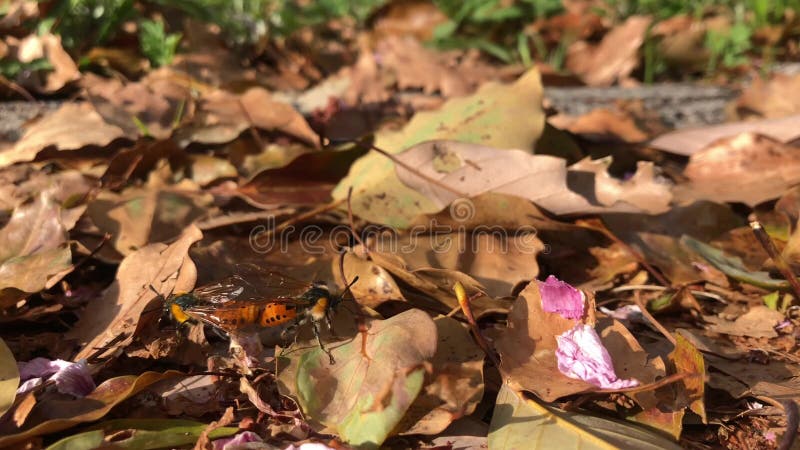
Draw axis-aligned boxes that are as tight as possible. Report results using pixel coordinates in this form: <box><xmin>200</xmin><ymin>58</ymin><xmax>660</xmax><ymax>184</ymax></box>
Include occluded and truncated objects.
<box><xmin>1</xmin><ymin>2</ymin><xmax>800</xmax><ymax>450</ymax></box>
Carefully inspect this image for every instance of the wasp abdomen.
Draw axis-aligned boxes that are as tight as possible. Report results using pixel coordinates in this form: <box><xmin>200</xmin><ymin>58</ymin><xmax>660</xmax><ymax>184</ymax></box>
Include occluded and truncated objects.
<box><xmin>258</xmin><ymin>303</ymin><xmax>297</xmax><ymax>327</ymax></box>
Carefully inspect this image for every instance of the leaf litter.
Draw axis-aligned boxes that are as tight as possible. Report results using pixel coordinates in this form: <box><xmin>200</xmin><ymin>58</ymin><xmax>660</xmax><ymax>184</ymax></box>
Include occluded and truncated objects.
<box><xmin>0</xmin><ymin>3</ymin><xmax>799</xmax><ymax>450</ymax></box>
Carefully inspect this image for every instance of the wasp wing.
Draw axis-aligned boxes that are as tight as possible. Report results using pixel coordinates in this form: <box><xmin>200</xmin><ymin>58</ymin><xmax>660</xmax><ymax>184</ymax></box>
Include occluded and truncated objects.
<box><xmin>190</xmin><ymin>265</ymin><xmax>313</xmax><ymax>303</ymax></box>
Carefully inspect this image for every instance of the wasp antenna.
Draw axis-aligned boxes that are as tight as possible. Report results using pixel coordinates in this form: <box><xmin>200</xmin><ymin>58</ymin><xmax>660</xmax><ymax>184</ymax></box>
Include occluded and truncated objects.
<box><xmin>148</xmin><ymin>284</ymin><xmax>162</xmax><ymax>298</ymax></box>
<box><xmin>346</xmin><ymin>186</ymin><xmax>370</xmax><ymax>258</ymax></box>
<box><xmin>341</xmin><ymin>275</ymin><xmax>359</xmax><ymax>302</ymax></box>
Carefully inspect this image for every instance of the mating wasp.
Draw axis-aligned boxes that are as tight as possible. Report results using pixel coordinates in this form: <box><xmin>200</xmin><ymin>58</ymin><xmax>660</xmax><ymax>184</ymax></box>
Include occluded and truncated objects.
<box><xmin>159</xmin><ymin>264</ymin><xmax>358</xmax><ymax>363</ymax></box>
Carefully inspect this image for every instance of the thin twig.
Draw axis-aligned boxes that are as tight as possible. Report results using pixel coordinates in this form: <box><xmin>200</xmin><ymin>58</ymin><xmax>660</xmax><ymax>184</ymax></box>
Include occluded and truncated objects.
<box><xmin>750</xmin><ymin>220</ymin><xmax>800</xmax><ymax>304</ymax></box>
<box><xmin>633</xmin><ymin>290</ymin><xmax>676</xmax><ymax>345</ymax></box>
<box><xmin>0</xmin><ymin>75</ymin><xmax>35</xmax><ymax>101</ymax></box>
<box><xmin>366</xmin><ymin>143</ymin><xmax>469</xmax><ymax>198</ymax></box>
<box><xmin>576</xmin><ymin>218</ymin><xmax>671</xmax><ymax>287</ymax></box>
<box><xmin>346</xmin><ymin>186</ymin><xmax>370</xmax><ymax>258</ymax></box>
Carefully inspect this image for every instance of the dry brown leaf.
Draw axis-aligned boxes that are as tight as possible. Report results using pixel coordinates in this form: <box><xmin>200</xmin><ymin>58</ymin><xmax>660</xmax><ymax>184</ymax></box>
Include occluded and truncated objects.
<box><xmin>83</xmin><ymin>70</ymin><xmax>193</xmax><ymax>140</ymax></box>
<box><xmin>566</xmin><ymin>16</ymin><xmax>652</xmax><ymax>86</ymax></box>
<box><xmin>650</xmin><ymin>115</ymin><xmax>800</xmax><ymax>156</ymax></box>
<box><xmin>704</xmin><ymin>306</ymin><xmax>785</xmax><ymax>339</ymax></box>
<box><xmin>549</xmin><ymin>108</ymin><xmax>651</xmax><ymax>143</ymax></box>
<box><xmin>602</xmin><ymin>201</ymin><xmax>742</xmax><ymax>285</ymax></box>
<box><xmin>394</xmin><ymin>140</ymin><xmax>672</xmax><ymax>216</ymax></box>
<box><xmin>68</xmin><ymin>225</ymin><xmax>202</xmax><ymax>360</ymax></box>
<box><xmin>0</xmin><ymin>102</ymin><xmax>127</xmax><ymax>168</ymax></box>
<box><xmin>735</xmin><ymin>73</ymin><xmax>800</xmax><ymax>119</ymax></box>
<box><xmin>0</xmin><ymin>193</ymin><xmax>75</xmax><ymax>308</ymax></box>
<box><xmin>87</xmin><ymin>181</ymin><xmax>210</xmax><ymax>256</ymax></box>
<box><xmin>704</xmin><ymin>353</ymin><xmax>800</xmax><ymax>402</ymax></box>
<box><xmin>337</xmin><ymin>252</ymin><xmax>404</xmax><ymax>309</ymax></box>
<box><xmin>4</xmin><ymin>33</ymin><xmax>79</xmax><ymax>92</ymax></box>
<box><xmin>177</xmin><ymin>87</ymin><xmax>318</xmax><ymax>147</ymax></box>
<box><xmin>677</xmin><ymin>133</ymin><xmax>800</xmax><ymax>206</ymax></box>
<box><xmin>370</xmin><ymin>229</ymin><xmax>544</xmax><ymax>298</ymax></box>
<box><xmin>344</xmin><ymin>35</ymin><xmax>501</xmax><ymax>106</ymax></box>
<box><xmin>397</xmin><ymin>317</ymin><xmax>484</xmax><ymax>435</ymax></box>
<box><xmin>371</xmin><ymin>0</ymin><xmax>449</xmax><ymax>41</ymax></box>
<box><xmin>495</xmin><ymin>280</ymin><xmax>598</xmax><ymax>401</ymax></box>
<box><xmin>0</xmin><ymin>1</ymin><xmax>39</xmax><ymax>31</ymax></box>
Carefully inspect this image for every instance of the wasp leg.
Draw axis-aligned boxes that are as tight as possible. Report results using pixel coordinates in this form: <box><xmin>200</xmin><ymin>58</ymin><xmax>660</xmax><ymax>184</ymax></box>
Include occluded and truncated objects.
<box><xmin>278</xmin><ymin>322</ymin><xmax>299</xmax><ymax>358</ymax></box>
<box><xmin>325</xmin><ymin>310</ymin><xmax>337</xmax><ymax>339</ymax></box>
<box><xmin>313</xmin><ymin>320</ymin><xmax>335</xmax><ymax>365</ymax></box>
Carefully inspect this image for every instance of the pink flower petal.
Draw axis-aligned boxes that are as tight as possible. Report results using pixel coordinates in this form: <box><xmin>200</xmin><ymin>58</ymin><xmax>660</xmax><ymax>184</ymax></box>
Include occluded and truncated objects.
<box><xmin>284</xmin><ymin>443</ymin><xmax>336</xmax><ymax>450</ymax></box>
<box><xmin>52</xmin><ymin>360</ymin><xmax>95</xmax><ymax>397</ymax></box>
<box><xmin>538</xmin><ymin>275</ymin><xmax>584</xmax><ymax>319</ymax></box>
<box><xmin>213</xmin><ymin>431</ymin><xmax>263</xmax><ymax>450</ymax></box>
<box><xmin>556</xmin><ymin>324</ymin><xmax>639</xmax><ymax>390</ymax></box>
<box><xmin>16</xmin><ymin>358</ymin><xmax>95</xmax><ymax>397</ymax></box>
<box><xmin>18</xmin><ymin>357</ymin><xmax>71</xmax><ymax>381</ymax></box>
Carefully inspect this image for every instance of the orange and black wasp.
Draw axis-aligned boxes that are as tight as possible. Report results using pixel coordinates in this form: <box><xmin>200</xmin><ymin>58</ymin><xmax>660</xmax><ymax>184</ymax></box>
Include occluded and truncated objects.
<box><xmin>160</xmin><ymin>263</ymin><xmax>357</xmax><ymax>363</ymax></box>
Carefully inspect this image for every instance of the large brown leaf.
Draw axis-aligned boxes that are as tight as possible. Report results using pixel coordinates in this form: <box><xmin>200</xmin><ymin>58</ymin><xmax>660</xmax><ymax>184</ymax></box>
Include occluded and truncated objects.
<box><xmin>394</xmin><ymin>141</ymin><xmax>672</xmax><ymax>216</ymax></box>
<box><xmin>0</xmin><ymin>193</ymin><xmax>75</xmax><ymax>308</ymax></box>
<box><xmin>175</xmin><ymin>87</ymin><xmax>318</xmax><ymax>147</ymax></box>
<box><xmin>68</xmin><ymin>225</ymin><xmax>202</xmax><ymax>360</ymax></box>
<box><xmin>677</xmin><ymin>132</ymin><xmax>800</xmax><ymax>206</ymax></box>
<box><xmin>566</xmin><ymin>16</ymin><xmax>652</xmax><ymax>86</ymax></box>
<box><xmin>0</xmin><ymin>103</ymin><xmax>127</xmax><ymax>168</ymax></box>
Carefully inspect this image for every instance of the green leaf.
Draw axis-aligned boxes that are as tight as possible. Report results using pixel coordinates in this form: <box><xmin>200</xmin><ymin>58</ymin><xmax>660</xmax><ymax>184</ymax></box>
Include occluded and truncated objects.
<box><xmin>291</xmin><ymin>309</ymin><xmax>438</xmax><ymax>448</ymax></box>
<box><xmin>681</xmin><ymin>235</ymin><xmax>790</xmax><ymax>290</ymax></box>
<box><xmin>489</xmin><ymin>384</ymin><xmax>683</xmax><ymax>449</ymax></box>
<box><xmin>0</xmin><ymin>337</ymin><xmax>19</xmax><ymax>418</ymax></box>
<box><xmin>139</xmin><ymin>19</ymin><xmax>182</xmax><ymax>68</ymax></box>
<box><xmin>47</xmin><ymin>419</ymin><xmax>238</xmax><ymax>450</ymax></box>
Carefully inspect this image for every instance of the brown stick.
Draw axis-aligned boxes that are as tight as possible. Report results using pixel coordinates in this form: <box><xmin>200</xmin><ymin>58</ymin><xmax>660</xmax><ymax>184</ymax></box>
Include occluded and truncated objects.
<box><xmin>453</xmin><ymin>282</ymin><xmax>500</xmax><ymax>366</ymax></box>
<box><xmin>633</xmin><ymin>290</ymin><xmax>677</xmax><ymax>345</ymax></box>
<box><xmin>576</xmin><ymin>218</ymin><xmax>672</xmax><ymax>287</ymax></box>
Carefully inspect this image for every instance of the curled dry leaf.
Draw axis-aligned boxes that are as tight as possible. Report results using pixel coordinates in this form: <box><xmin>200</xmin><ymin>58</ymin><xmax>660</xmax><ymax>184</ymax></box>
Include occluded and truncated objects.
<box><xmin>370</xmin><ymin>226</ymin><xmax>544</xmax><ymax>299</ymax></box>
<box><xmin>0</xmin><ymin>193</ymin><xmax>75</xmax><ymax>308</ymax></box>
<box><xmin>566</xmin><ymin>16</ymin><xmax>652</xmax><ymax>87</ymax></box>
<box><xmin>68</xmin><ymin>225</ymin><xmax>202</xmax><ymax>360</ymax></box>
<box><xmin>677</xmin><ymin>133</ymin><xmax>800</xmax><ymax>206</ymax></box>
<box><xmin>669</xmin><ymin>333</ymin><xmax>706</xmax><ymax>423</ymax></box>
<box><xmin>286</xmin><ymin>309</ymin><xmax>437</xmax><ymax>448</ymax></box>
<box><xmin>0</xmin><ymin>102</ymin><xmax>127</xmax><ymax>168</ymax></box>
<box><xmin>337</xmin><ymin>251</ymin><xmax>404</xmax><ymax>309</ymax></box>
<box><xmin>0</xmin><ymin>370</ymin><xmax>185</xmax><ymax>447</ymax></box>
<box><xmin>332</xmin><ymin>68</ymin><xmax>545</xmax><ymax>228</ymax></box>
<box><xmin>394</xmin><ymin>141</ymin><xmax>672</xmax><ymax>217</ymax></box>
<box><xmin>176</xmin><ymin>87</ymin><xmax>318</xmax><ymax>147</ymax></box>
